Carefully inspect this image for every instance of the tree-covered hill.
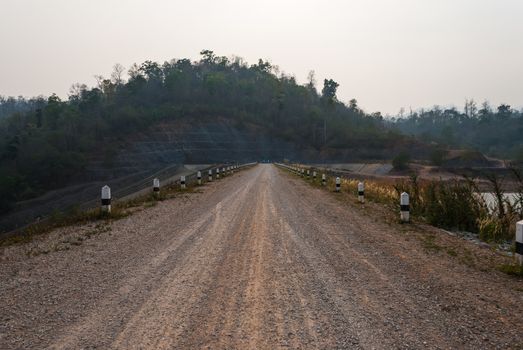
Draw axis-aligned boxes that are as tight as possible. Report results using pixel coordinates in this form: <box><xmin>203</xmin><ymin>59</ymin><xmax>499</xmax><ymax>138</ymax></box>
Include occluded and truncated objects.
<box><xmin>391</xmin><ymin>102</ymin><xmax>523</xmax><ymax>161</ymax></box>
<box><xmin>0</xmin><ymin>50</ymin><xmax>409</xmax><ymax>215</ymax></box>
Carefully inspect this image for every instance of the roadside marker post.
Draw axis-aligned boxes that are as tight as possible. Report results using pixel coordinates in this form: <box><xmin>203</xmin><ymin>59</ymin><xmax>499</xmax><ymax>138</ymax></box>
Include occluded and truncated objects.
<box><xmin>358</xmin><ymin>182</ymin><xmax>365</xmax><ymax>203</ymax></box>
<box><xmin>307</xmin><ymin>170</ymin><xmax>310</xmax><ymax>179</ymax></box>
<box><xmin>197</xmin><ymin>171</ymin><xmax>202</xmax><ymax>185</ymax></box>
<box><xmin>313</xmin><ymin>171</ymin><xmax>317</xmax><ymax>181</ymax></box>
<box><xmin>181</xmin><ymin>176</ymin><xmax>186</xmax><ymax>190</ymax></box>
<box><xmin>222</xmin><ymin>167</ymin><xmax>226</xmax><ymax>176</ymax></box>
<box><xmin>322</xmin><ymin>174</ymin><xmax>326</xmax><ymax>186</ymax></box>
<box><xmin>516</xmin><ymin>221</ymin><xmax>523</xmax><ymax>265</ymax></box>
<box><xmin>335</xmin><ymin>177</ymin><xmax>341</xmax><ymax>192</ymax></box>
<box><xmin>153</xmin><ymin>178</ymin><xmax>160</xmax><ymax>194</ymax></box>
<box><xmin>101</xmin><ymin>185</ymin><xmax>111</xmax><ymax>213</ymax></box>
<box><xmin>216</xmin><ymin>168</ymin><xmax>220</xmax><ymax>179</ymax></box>
<box><xmin>208</xmin><ymin>169</ymin><xmax>213</xmax><ymax>182</ymax></box>
<box><xmin>400</xmin><ymin>192</ymin><xmax>410</xmax><ymax>223</ymax></box>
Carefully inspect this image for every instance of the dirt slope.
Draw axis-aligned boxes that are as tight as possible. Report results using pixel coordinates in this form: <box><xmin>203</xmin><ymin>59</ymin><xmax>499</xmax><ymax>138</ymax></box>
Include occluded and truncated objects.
<box><xmin>0</xmin><ymin>165</ymin><xmax>522</xmax><ymax>349</ymax></box>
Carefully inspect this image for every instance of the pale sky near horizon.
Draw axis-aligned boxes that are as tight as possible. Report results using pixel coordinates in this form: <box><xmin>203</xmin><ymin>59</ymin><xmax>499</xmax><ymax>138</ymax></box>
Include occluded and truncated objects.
<box><xmin>1</xmin><ymin>0</ymin><xmax>522</xmax><ymax>115</ymax></box>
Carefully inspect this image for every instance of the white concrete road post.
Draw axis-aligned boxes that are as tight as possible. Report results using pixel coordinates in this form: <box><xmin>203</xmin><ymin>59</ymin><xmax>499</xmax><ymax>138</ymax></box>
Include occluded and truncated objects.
<box><xmin>358</xmin><ymin>182</ymin><xmax>365</xmax><ymax>203</ymax></box>
<box><xmin>400</xmin><ymin>192</ymin><xmax>410</xmax><ymax>223</ymax></box>
<box><xmin>181</xmin><ymin>175</ymin><xmax>186</xmax><ymax>190</ymax></box>
<box><xmin>101</xmin><ymin>185</ymin><xmax>111</xmax><ymax>213</ymax></box>
<box><xmin>516</xmin><ymin>221</ymin><xmax>523</xmax><ymax>265</ymax></box>
<box><xmin>322</xmin><ymin>174</ymin><xmax>326</xmax><ymax>186</ymax></box>
<box><xmin>153</xmin><ymin>178</ymin><xmax>160</xmax><ymax>193</ymax></box>
<box><xmin>335</xmin><ymin>177</ymin><xmax>341</xmax><ymax>192</ymax></box>
<box><xmin>197</xmin><ymin>171</ymin><xmax>202</xmax><ymax>185</ymax></box>
<box><xmin>208</xmin><ymin>169</ymin><xmax>213</xmax><ymax>182</ymax></box>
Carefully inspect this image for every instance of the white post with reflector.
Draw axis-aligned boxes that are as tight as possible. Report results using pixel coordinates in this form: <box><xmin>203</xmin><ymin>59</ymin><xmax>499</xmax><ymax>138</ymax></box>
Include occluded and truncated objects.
<box><xmin>313</xmin><ymin>171</ymin><xmax>317</xmax><ymax>180</ymax></box>
<box><xmin>208</xmin><ymin>169</ymin><xmax>213</xmax><ymax>182</ymax></box>
<box><xmin>516</xmin><ymin>221</ymin><xmax>523</xmax><ymax>265</ymax></box>
<box><xmin>153</xmin><ymin>178</ymin><xmax>160</xmax><ymax>194</ymax></box>
<box><xmin>335</xmin><ymin>177</ymin><xmax>341</xmax><ymax>192</ymax></box>
<box><xmin>216</xmin><ymin>168</ymin><xmax>220</xmax><ymax>179</ymax></box>
<box><xmin>101</xmin><ymin>185</ymin><xmax>111</xmax><ymax>213</ymax></box>
<box><xmin>181</xmin><ymin>175</ymin><xmax>186</xmax><ymax>190</ymax></box>
<box><xmin>358</xmin><ymin>182</ymin><xmax>365</xmax><ymax>203</ymax></box>
<box><xmin>400</xmin><ymin>192</ymin><xmax>410</xmax><ymax>223</ymax></box>
<box><xmin>322</xmin><ymin>174</ymin><xmax>326</xmax><ymax>186</ymax></box>
<box><xmin>197</xmin><ymin>171</ymin><xmax>202</xmax><ymax>185</ymax></box>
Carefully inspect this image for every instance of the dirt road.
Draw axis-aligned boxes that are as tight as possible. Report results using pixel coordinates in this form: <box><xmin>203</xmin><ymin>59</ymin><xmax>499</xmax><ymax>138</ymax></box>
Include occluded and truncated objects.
<box><xmin>1</xmin><ymin>164</ymin><xmax>522</xmax><ymax>349</ymax></box>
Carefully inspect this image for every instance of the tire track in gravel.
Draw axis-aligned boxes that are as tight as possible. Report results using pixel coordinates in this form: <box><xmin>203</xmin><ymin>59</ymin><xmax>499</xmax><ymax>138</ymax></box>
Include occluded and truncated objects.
<box><xmin>273</xmin><ymin>166</ymin><xmax>523</xmax><ymax>348</ymax></box>
<box><xmin>51</xmin><ymin>176</ymin><xmax>258</xmax><ymax>349</ymax></box>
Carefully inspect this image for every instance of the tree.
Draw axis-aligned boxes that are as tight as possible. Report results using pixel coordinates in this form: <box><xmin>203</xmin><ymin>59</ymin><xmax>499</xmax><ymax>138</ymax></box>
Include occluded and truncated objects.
<box><xmin>464</xmin><ymin>99</ymin><xmax>477</xmax><ymax>118</ymax></box>
<box><xmin>139</xmin><ymin>61</ymin><xmax>163</xmax><ymax>82</ymax></box>
<box><xmin>392</xmin><ymin>152</ymin><xmax>410</xmax><ymax>170</ymax></box>
<box><xmin>321</xmin><ymin>79</ymin><xmax>339</xmax><ymax>105</ymax></box>
<box><xmin>306</xmin><ymin>70</ymin><xmax>316</xmax><ymax>93</ymax></box>
<box><xmin>478</xmin><ymin>100</ymin><xmax>491</xmax><ymax>117</ymax></box>
<box><xmin>497</xmin><ymin>104</ymin><xmax>511</xmax><ymax>119</ymax></box>
<box><xmin>200</xmin><ymin>49</ymin><xmax>216</xmax><ymax>64</ymax></box>
<box><xmin>349</xmin><ymin>99</ymin><xmax>358</xmax><ymax>111</ymax></box>
<box><xmin>111</xmin><ymin>63</ymin><xmax>126</xmax><ymax>85</ymax></box>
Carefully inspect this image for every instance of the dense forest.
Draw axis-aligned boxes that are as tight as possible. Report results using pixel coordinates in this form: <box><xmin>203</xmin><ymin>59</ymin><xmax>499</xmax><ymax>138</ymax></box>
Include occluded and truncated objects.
<box><xmin>0</xmin><ymin>50</ymin><xmax>401</xmax><ymax>214</ymax></box>
<box><xmin>0</xmin><ymin>95</ymin><xmax>46</xmax><ymax>120</ymax></box>
<box><xmin>391</xmin><ymin>101</ymin><xmax>523</xmax><ymax>160</ymax></box>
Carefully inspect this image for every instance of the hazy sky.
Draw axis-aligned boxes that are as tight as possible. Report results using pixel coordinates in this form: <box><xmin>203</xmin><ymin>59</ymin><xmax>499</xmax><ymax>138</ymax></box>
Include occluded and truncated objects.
<box><xmin>1</xmin><ymin>0</ymin><xmax>522</xmax><ymax>115</ymax></box>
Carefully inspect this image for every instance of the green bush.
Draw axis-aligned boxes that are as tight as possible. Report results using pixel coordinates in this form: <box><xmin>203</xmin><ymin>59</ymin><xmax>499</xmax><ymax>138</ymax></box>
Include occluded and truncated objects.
<box><xmin>392</xmin><ymin>152</ymin><xmax>410</xmax><ymax>170</ymax></box>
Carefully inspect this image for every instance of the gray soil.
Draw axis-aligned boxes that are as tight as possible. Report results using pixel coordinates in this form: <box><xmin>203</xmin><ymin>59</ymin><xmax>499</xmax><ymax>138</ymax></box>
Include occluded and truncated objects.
<box><xmin>0</xmin><ymin>164</ymin><xmax>522</xmax><ymax>349</ymax></box>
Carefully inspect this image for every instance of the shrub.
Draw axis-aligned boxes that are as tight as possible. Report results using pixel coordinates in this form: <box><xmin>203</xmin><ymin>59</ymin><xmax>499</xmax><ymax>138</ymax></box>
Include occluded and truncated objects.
<box><xmin>392</xmin><ymin>152</ymin><xmax>410</xmax><ymax>170</ymax></box>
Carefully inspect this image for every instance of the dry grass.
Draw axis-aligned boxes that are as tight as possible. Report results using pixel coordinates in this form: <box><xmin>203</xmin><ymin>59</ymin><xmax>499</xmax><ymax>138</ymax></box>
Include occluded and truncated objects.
<box><xmin>279</xmin><ymin>163</ymin><xmax>522</xmax><ymax>277</ymax></box>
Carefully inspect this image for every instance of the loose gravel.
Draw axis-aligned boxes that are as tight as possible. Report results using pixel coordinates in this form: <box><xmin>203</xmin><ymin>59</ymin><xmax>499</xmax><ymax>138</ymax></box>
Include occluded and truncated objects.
<box><xmin>0</xmin><ymin>164</ymin><xmax>522</xmax><ymax>349</ymax></box>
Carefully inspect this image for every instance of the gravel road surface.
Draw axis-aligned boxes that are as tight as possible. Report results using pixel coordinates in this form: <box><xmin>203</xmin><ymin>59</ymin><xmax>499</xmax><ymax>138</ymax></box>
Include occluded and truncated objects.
<box><xmin>1</xmin><ymin>164</ymin><xmax>522</xmax><ymax>349</ymax></box>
